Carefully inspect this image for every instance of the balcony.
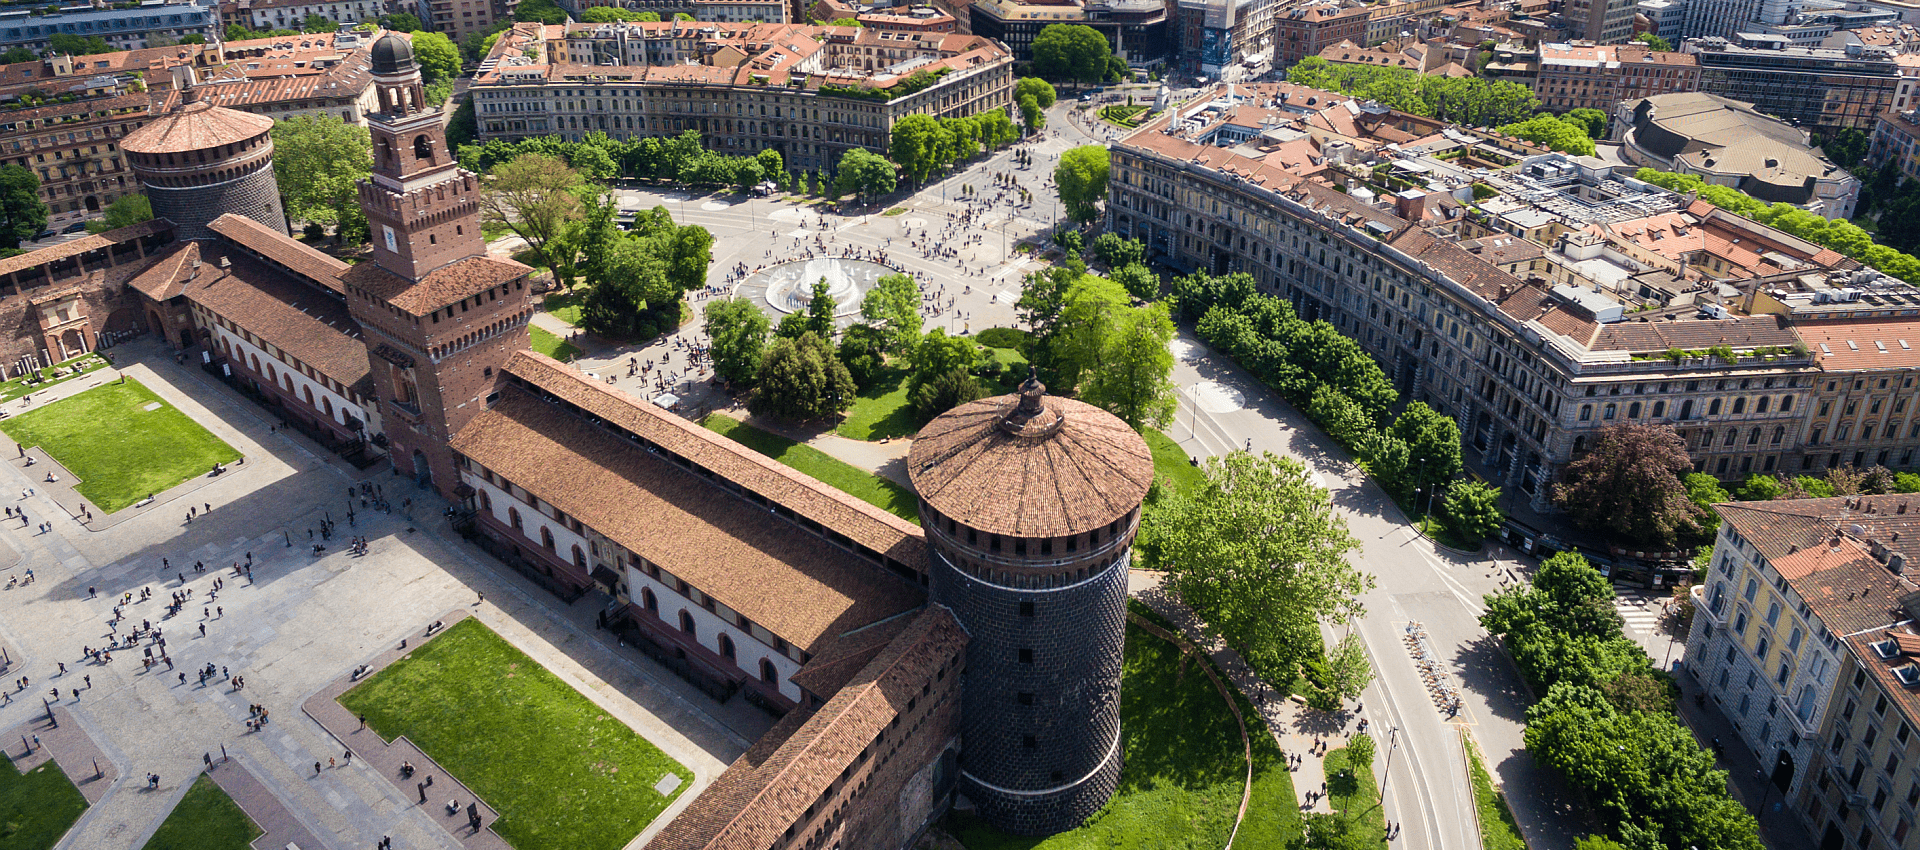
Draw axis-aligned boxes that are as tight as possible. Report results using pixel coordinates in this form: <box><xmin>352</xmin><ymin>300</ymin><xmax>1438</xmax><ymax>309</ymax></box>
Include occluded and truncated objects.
<box><xmin>1694</xmin><ymin>584</ymin><xmax>1728</xmax><ymax>626</ymax></box>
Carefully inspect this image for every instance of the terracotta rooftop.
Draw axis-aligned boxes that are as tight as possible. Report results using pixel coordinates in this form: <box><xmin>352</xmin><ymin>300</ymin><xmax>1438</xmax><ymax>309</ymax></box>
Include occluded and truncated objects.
<box><xmin>450</xmin><ymin>382</ymin><xmax>925</xmax><ymax>652</ymax></box>
<box><xmin>907</xmin><ymin>385</ymin><xmax>1154</xmax><ymax>539</ymax></box>
<box><xmin>0</xmin><ymin>219</ymin><xmax>171</xmax><ymax>279</ymax></box>
<box><xmin>125</xmin><ymin>240</ymin><xmax>200</xmax><ymax>301</ymax></box>
<box><xmin>650</xmin><ymin>607</ymin><xmax>965</xmax><ymax>850</ymax></box>
<box><xmin>339</xmin><ymin>255</ymin><xmax>530</xmax><ymax>316</ymax></box>
<box><xmin>1715</xmin><ymin>498</ymin><xmax>1920</xmax><ymax>635</ymax></box>
<box><xmin>502</xmin><ymin>352</ymin><xmax>925</xmax><ymax>567</ymax></box>
<box><xmin>208</xmin><ymin>214</ymin><xmax>347</xmax><ymax>293</ymax></box>
<box><xmin>121</xmin><ymin>98</ymin><xmax>274</xmax><ymax>155</ymax></box>
<box><xmin>1796</xmin><ymin>320</ymin><xmax>1920</xmax><ymax>371</ymax></box>
<box><xmin>1592</xmin><ymin>315</ymin><xmax>1799</xmax><ymax>353</ymax></box>
<box><xmin>174</xmin><ymin>244</ymin><xmax>373</xmax><ymax>396</ymax></box>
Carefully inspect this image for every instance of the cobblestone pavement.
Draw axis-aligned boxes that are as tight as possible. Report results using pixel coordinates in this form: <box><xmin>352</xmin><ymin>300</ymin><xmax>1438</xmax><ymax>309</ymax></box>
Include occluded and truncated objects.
<box><xmin>0</xmin><ymin>338</ymin><xmax>750</xmax><ymax>850</ymax></box>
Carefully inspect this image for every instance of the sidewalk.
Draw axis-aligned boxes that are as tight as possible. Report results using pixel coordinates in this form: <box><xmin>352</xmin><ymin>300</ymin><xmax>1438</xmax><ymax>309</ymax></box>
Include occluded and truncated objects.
<box><xmin>1128</xmin><ymin>570</ymin><xmax>1340</xmax><ymax>815</ymax></box>
<box><xmin>1673</xmin><ymin>668</ymin><xmax>1819</xmax><ymax>850</ymax></box>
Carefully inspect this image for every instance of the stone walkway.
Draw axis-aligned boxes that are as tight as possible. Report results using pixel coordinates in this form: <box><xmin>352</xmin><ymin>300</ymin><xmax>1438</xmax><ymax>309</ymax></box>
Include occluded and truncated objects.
<box><xmin>204</xmin><ymin>756</ymin><xmax>325</xmax><ymax>850</ymax></box>
<box><xmin>3</xmin><ymin>705</ymin><xmax>118</xmax><ymax>803</ymax></box>
<box><xmin>1128</xmin><ymin>571</ymin><xmax>1353</xmax><ymax>816</ymax></box>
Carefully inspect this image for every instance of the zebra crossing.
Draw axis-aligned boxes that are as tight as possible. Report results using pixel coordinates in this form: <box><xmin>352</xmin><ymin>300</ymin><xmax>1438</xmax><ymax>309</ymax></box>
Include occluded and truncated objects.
<box><xmin>1614</xmin><ymin>584</ymin><xmax>1672</xmax><ymax>639</ymax></box>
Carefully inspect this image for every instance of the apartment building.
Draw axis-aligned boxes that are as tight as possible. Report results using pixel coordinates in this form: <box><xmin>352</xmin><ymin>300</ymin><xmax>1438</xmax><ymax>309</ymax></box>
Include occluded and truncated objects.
<box><xmin>1107</xmin><ymin>83</ymin><xmax>1884</xmax><ymax>507</ymax></box>
<box><xmin>0</xmin><ymin>0</ymin><xmax>219</xmax><ymax>54</ymax></box>
<box><xmin>1531</xmin><ymin>41</ymin><xmax>1700</xmax><ymax>112</ymax></box>
<box><xmin>1686</xmin><ymin>34</ymin><xmax>1902</xmax><ymax>133</ymax></box>
<box><xmin>0</xmin><ymin>86</ymin><xmax>150</xmax><ymax>218</ymax></box>
<box><xmin>471</xmin><ymin>21</ymin><xmax>1014</xmax><ymax>173</ymax></box>
<box><xmin>243</xmin><ymin>0</ymin><xmax>386</xmax><ymax>31</ymax></box>
<box><xmin>967</xmin><ymin>0</ymin><xmax>1172</xmax><ymax>66</ymax></box>
<box><xmin>1689</xmin><ymin>495</ymin><xmax>1920</xmax><ymax>850</ymax></box>
<box><xmin>417</xmin><ymin>0</ymin><xmax>506</xmax><ymax>45</ymax></box>
<box><xmin>1567</xmin><ymin>0</ymin><xmax>1639</xmax><ymax>42</ymax></box>
<box><xmin>1273</xmin><ymin>1</ymin><xmax>1370</xmax><ymax>66</ymax></box>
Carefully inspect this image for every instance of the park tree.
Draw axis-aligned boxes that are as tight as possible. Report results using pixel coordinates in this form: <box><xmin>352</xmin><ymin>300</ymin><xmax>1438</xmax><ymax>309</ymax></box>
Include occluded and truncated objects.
<box><xmin>379</xmin><ymin>12</ymin><xmax>421</xmax><ymax>30</ymax></box>
<box><xmin>910</xmin><ymin>328</ymin><xmax>980</xmax><ymax>388</ymax></box>
<box><xmin>0</xmin><ymin>47</ymin><xmax>36</xmax><ymax>64</ymax></box>
<box><xmin>860</xmin><ymin>272</ymin><xmax>923</xmax><ymax>353</ymax></box>
<box><xmin>303</xmin><ymin>14</ymin><xmax>339</xmax><ymax>32</ymax></box>
<box><xmin>666</xmin><ymin>222</ymin><xmax>714</xmax><ymax>293</ymax></box>
<box><xmin>411</xmin><ymin>31</ymin><xmax>461</xmax><ymax>85</ymax></box>
<box><xmin>977</xmin><ymin>109</ymin><xmax>1020</xmax><ymax>149</ymax></box>
<box><xmin>834</xmin><ymin>148</ymin><xmax>897</xmax><ymax>202</ymax></box>
<box><xmin>1821</xmin><ymin>127</ymin><xmax>1871</xmax><ymax>168</ymax></box>
<box><xmin>1387</xmin><ymin>402</ymin><xmax>1463</xmax><ymax>502</ymax></box>
<box><xmin>1632</xmin><ymin>32</ymin><xmax>1673</xmax><ymax>51</ymax></box>
<box><xmin>1322</xmin><ymin>632</ymin><xmax>1374</xmax><ymax>704</ymax></box>
<box><xmin>1564</xmin><ymin>107</ymin><xmax>1608</xmax><ymax>139</ymax></box>
<box><xmin>48</xmin><ymin>33</ymin><xmax>111</xmax><ymax>55</ymax></box>
<box><xmin>86</xmin><ymin>193</ymin><xmax>151</xmax><ymax>234</ymax></box>
<box><xmin>889</xmin><ymin>114</ymin><xmax>953</xmax><ymax>183</ymax></box>
<box><xmin>0</xmin><ymin>165</ymin><xmax>44</xmax><ymax>249</ymax></box>
<box><xmin>1015</xmin><ymin>76</ymin><xmax>1058</xmax><ymax>108</ymax></box>
<box><xmin>1050</xmin><ymin>273</ymin><xmax>1129</xmax><ymax>392</ymax></box>
<box><xmin>1031</xmin><ymin>24</ymin><xmax>1112</xmax><ymax>86</ymax></box>
<box><xmin>912</xmin><ymin>367</ymin><xmax>983</xmax><ymax>420</ymax></box>
<box><xmin>838</xmin><ymin>323</ymin><xmax>888</xmax><ymax>389</ymax></box>
<box><xmin>1442</xmin><ymin>479</ymin><xmax>1503</xmax><ymax>543</ymax></box>
<box><xmin>1055</xmin><ymin>145</ymin><xmax>1110</xmax><ymax>224</ymax></box>
<box><xmin>806</xmin><ymin>278</ymin><xmax>837</xmax><ymax>336</ymax></box>
<box><xmin>1081</xmin><ymin>301</ymin><xmax>1176</xmax><ymax>430</ymax></box>
<box><xmin>1496</xmin><ymin>113</ymin><xmax>1596</xmax><ymax>156</ymax></box>
<box><xmin>478</xmin><ymin>152</ymin><xmax>587</xmax><ymax>285</ymax></box>
<box><xmin>1112</xmin><ymin>262</ymin><xmax>1158</xmax><ymax>301</ymax></box>
<box><xmin>1480</xmin><ymin>551</ymin><xmax>1642</xmax><ymax>693</ymax></box>
<box><xmin>1092</xmin><ymin>233</ymin><xmax>1145</xmax><ymax>268</ymax></box>
<box><xmin>1016</xmin><ymin>262</ymin><xmax>1080</xmax><ymax>348</ymax></box>
<box><xmin>270</xmin><ymin>115</ymin><xmax>371</xmax><ymax>242</ymax></box>
<box><xmin>514</xmin><ymin>0</ymin><xmax>568</xmax><ymax>23</ymax></box>
<box><xmin>1138</xmin><ymin>451</ymin><xmax>1373</xmax><ymax>680</ymax></box>
<box><xmin>1736</xmin><ymin>473</ymin><xmax>1785</xmax><ymax>501</ymax></box>
<box><xmin>1553</xmin><ymin>424</ymin><xmax>1703</xmax><ymax>547</ymax></box>
<box><xmin>749</xmin><ymin>332</ymin><xmax>857</xmax><ymax>421</ymax></box>
<box><xmin>706</xmin><ymin>298</ymin><xmax>771</xmax><ymax>387</ymax></box>
<box><xmin>1019</xmin><ymin>94</ymin><xmax>1044</xmax><ymax>134</ymax></box>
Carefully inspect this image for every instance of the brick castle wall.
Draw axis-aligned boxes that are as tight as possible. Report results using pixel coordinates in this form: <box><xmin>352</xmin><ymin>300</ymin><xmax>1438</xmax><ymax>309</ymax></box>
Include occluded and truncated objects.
<box><xmin>144</xmin><ymin>161</ymin><xmax>287</xmax><ymax>242</ymax></box>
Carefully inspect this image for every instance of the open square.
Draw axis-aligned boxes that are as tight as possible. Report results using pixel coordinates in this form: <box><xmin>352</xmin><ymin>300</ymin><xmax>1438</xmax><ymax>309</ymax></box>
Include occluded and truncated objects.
<box><xmin>339</xmin><ymin>618</ymin><xmax>694</xmax><ymax>850</ymax></box>
<box><xmin>139</xmin><ymin>774</ymin><xmax>261</xmax><ymax>850</ymax></box>
<box><xmin>0</xmin><ymin>757</ymin><xmax>87</xmax><ymax>850</ymax></box>
<box><xmin>0</xmin><ymin>378</ymin><xmax>241</xmax><ymax>512</ymax></box>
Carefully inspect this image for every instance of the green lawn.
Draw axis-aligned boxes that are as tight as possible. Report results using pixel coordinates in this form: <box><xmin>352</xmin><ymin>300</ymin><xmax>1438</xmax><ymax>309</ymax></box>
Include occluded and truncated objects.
<box><xmin>141</xmin><ymin>775</ymin><xmax>260</xmax><ymax>850</ymax></box>
<box><xmin>0</xmin><ymin>379</ymin><xmax>241</xmax><ymax>512</ymax></box>
<box><xmin>528</xmin><ymin>326</ymin><xmax>582</xmax><ymax>363</ymax></box>
<box><xmin>833</xmin><ymin>348</ymin><xmax>1030</xmax><ymax>443</ymax></box>
<box><xmin>704</xmin><ymin>413</ymin><xmax>919</xmax><ymax>523</ymax></box>
<box><xmin>539</xmin><ymin>289</ymin><xmax>583</xmax><ymax>326</ymax></box>
<box><xmin>1143</xmin><ymin>428</ymin><xmax>1205</xmax><ymax>499</ymax></box>
<box><xmin>1466</xmin><ymin>738</ymin><xmax>1527</xmax><ymax>850</ymax></box>
<box><xmin>1322</xmin><ymin>746</ymin><xmax>1388</xmax><ymax>847</ymax></box>
<box><xmin>949</xmin><ymin>617</ymin><xmax>1299</xmax><ymax>849</ymax></box>
<box><xmin>0</xmin><ymin>354</ymin><xmax>110</xmax><ymax>404</ymax></box>
<box><xmin>883</xmin><ymin>207</ymin><xmax>908</xmax><ymax>216</ymax></box>
<box><xmin>0</xmin><ymin>758</ymin><xmax>86</xmax><ymax>850</ymax></box>
<box><xmin>340</xmin><ymin>619</ymin><xmax>692</xmax><ymax>850</ymax></box>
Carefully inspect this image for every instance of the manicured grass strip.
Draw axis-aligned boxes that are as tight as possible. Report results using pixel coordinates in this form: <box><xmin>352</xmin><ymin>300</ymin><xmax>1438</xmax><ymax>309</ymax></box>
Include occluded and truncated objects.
<box><xmin>1466</xmin><ymin>737</ymin><xmax>1527</xmax><ymax>850</ymax></box>
<box><xmin>141</xmin><ymin>774</ymin><xmax>260</xmax><ymax>850</ymax></box>
<box><xmin>948</xmin><ymin>619</ymin><xmax>1299</xmax><ymax>849</ymax></box>
<box><xmin>833</xmin><ymin>364</ymin><xmax>918</xmax><ymax>441</ymax></box>
<box><xmin>1323</xmin><ymin>746</ymin><xmax>1388</xmax><ymax>847</ymax></box>
<box><xmin>0</xmin><ymin>379</ymin><xmax>241</xmax><ymax>513</ymax></box>
<box><xmin>540</xmin><ymin>289</ymin><xmax>583</xmax><ymax>326</ymax></box>
<box><xmin>340</xmin><ymin>619</ymin><xmax>692</xmax><ymax>850</ymax></box>
<box><xmin>0</xmin><ymin>757</ymin><xmax>86</xmax><ymax>850</ymax></box>
<box><xmin>0</xmin><ymin>354</ymin><xmax>109</xmax><ymax>404</ymax></box>
<box><xmin>705</xmin><ymin>413</ymin><xmax>920</xmax><ymax>523</ymax></box>
<box><xmin>1143</xmin><ymin>427</ymin><xmax>1205</xmax><ymax>499</ymax></box>
<box><xmin>528</xmin><ymin>326</ymin><xmax>582</xmax><ymax>363</ymax></box>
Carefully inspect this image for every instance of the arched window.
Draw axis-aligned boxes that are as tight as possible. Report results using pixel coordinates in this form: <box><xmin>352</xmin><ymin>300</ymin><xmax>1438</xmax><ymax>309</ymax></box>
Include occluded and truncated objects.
<box><xmin>642</xmin><ymin>588</ymin><xmax>657</xmax><ymax>611</ymax></box>
<box><xmin>760</xmin><ymin>658</ymin><xmax>776</xmax><ymax>683</ymax></box>
<box><xmin>414</xmin><ymin>134</ymin><xmax>433</xmax><ymax>160</ymax></box>
<box><xmin>1628</xmin><ymin>402</ymin><xmax>1641</xmax><ymax>419</ymax></box>
<box><xmin>1652</xmin><ymin>401</ymin><xmax>1665</xmax><ymax>418</ymax></box>
<box><xmin>540</xmin><ymin>527</ymin><xmax>555</xmax><ymax>551</ymax></box>
<box><xmin>323</xmin><ymin>397</ymin><xmax>334</xmax><ymax>419</ymax></box>
<box><xmin>509</xmin><ymin>507</ymin><xmax>522</xmax><ymax>531</ymax></box>
<box><xmin>479</xmin><ymin>490</ymin><xmax>491</xmax><ymax>512</ymax></box>
<box><xmin>1772</xmin><ymin>426</ymin><xmax>1785</xmax><ymax>445</ymax></box>
<box><xmin>1748</xmin><ymin>427</ymin><xmax>1761</xmax><ymax>445</ymax></box>
<box><xmin>301</xmin><ymin>385</ymin><xmax>313</xmax><ymax>406</ymax></box>
<box><xmin>719</xmin><ymin>634</ymin><xmax>735</xmax><ymax>661</ymax></box>
<box><xmin>679</xmin><ymin>610</ymin><xmax>696</xmax><ymax>635</ymax></box>
<box><xmin>572</xmin><ymin>544</ymin><xmax>585</xmax><ymax>570</ymax></box>
<box><xmin>1709</xmin><ymin>399</ymin><xmax>1722</xmax><ymax>416</ymax></box>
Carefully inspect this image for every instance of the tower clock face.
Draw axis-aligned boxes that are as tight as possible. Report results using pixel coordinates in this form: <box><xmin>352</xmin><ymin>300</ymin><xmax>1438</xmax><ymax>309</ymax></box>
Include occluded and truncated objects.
<box><xmin>383</xmin><ymin>225</ymin><xmax>398</xmax><ymax>253</ymax></box>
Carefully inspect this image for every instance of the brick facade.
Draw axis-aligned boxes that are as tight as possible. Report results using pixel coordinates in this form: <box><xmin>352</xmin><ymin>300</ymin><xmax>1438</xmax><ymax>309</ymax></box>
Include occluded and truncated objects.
<box><xmin>141</xmin><ymin>162</ymin><xmax>287</xmax><ymax>243</ymax></box>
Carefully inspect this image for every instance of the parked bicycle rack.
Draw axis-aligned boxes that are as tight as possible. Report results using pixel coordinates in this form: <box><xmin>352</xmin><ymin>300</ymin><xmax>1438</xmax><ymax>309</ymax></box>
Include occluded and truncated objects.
<box><xmin>1404</xmin><ymin>621</ymin><xmax>1463</xmax><ymax>718</ymax></box>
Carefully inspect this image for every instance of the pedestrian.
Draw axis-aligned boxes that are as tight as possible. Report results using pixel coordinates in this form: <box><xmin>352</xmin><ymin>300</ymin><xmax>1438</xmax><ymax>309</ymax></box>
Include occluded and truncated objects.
<box><xmin>329</xmin><ymin>757</ymin><xmax>336</xmax><ymax>768</ymax></box>
<box><xmin>56</xmin><ymin>662</ymin><xmax>64</xmax><ymax>675</ymax></box>
<box><xmin>358</xmin><ymin>714</ymin><xmax>367</xmax><ymax>730</ymax></box>
<box><xmin>198</xmin><ymin>623</ymin><xmax>206</xmax><ymax>637</ymax></box>
<box><xmin>315</xmin><ymin>761</ymin><xmax>322</xmax><ymax>775</ymax></box>
<box><xmin>203</xmin><ymin>752</ymin><xmax>211</xmax><ymax>767</ymax></box>
<box><xmin>476</xmin><ymin>591</ymin><xmax>484</xmax><ymax>605</ymax></box>
<box><xmin>83</xmin><ymin>675</ymin><xmax>89</xmax><ymax>688</ymax></box>
<box><xmin>87</xmin><ymin>586</ymin><xmax>94</xmax><ymax>598</ymax></box>
<box><xmin>343</xmin><ymin>749</ymin><xmax>351</xmax><ymax>764</ymax></box>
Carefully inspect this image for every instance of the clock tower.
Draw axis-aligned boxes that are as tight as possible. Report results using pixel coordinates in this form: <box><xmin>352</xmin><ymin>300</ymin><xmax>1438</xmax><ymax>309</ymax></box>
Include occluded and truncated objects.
<box><xmin>341</xmin><ymin>32</ymin><xmax>533</xmax><ymax>496</ymax></box>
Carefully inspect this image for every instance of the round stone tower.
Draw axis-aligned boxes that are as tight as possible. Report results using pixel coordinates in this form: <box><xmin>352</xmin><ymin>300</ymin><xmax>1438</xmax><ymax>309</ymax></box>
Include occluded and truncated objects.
<box><xmin>123</xmin><ymin>67</ymin><xmax>286</xmax><ymax>241</ymax></box>
<box><xmin>907</xmin><ymin>373</ymin><xmax>1155</xmax><ymax>836</ymax></box>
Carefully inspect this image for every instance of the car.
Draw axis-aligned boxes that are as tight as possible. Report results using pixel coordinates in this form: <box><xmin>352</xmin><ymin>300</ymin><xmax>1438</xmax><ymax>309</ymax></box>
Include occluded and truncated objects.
<box><xmin>61</xmin><ymin>221</ymin><xmax>88</xmax><ymax>234</ymax></box>
<box><xmin>30</xmin><ymin>229</ymin><xmax>54</xmax><ymax>241</ymax></box>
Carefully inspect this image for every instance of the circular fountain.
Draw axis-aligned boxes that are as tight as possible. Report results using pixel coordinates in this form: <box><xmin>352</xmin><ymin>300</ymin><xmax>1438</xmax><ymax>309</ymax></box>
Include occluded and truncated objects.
<box><xmin>733</xmin><ymin>256</ymin><xmax>899</xmax><ymax>321</ymax></box>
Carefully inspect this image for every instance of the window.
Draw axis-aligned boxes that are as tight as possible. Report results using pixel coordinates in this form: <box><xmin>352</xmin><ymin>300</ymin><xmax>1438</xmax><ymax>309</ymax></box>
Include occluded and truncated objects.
<box><xmin>1018</xmin><ymin>648</ymin><xmax>1033</xmax><ymax>664</ymax></box>
<box><xmin>761</xmin><ymin>659</ymin><xmax>776</xmax><ymax>683</ymax></box>
<box><xmin>1766</xmin><ymin>601</ymin><xmax>1781</xmax><ymax>627</ymax></box>
<box><xmin>642</xmin><ymin>587</ymin><xmax>656</xmax><ymax>612</ymax></box>
<box><xmin>679</xmin><ymin>610</ymin><xmax>695</xmax><ymax>635</ymax></box>
<box><xmin>1017</xmin><ymin>692</ymin><xmax>1034</xmax><ymax>705</ymax></box>
<box><xmin>540</xmin><ymin>527</ymin><xmax>554</xmax><ymax>551</ymax></box>
<box><xmin>509</xmin><ymin>508</ymin><xmax>522</xmax><ymax>532</ymax></box>
<box><xmin>1580</xmin><ymin>404</ymin><xmax>1591</xmax><ymax>421</ymax></box>
<box><xmin>719</xmin><ymin>634</ymin><xmax>735</xmax><ymax>661</ymax></box>
<box><xmin>1604</xmin><ymin>403</ymin><xmax>1616</xmax><ymax>420</ymax></box>
<box><xmin>1878</xmin><ymin>694</ymin><xmax>1891</xmax><ymax>717</ymax></box>
<box><xmin>1745</xmin><ymin>578</ymin><xmax>1759</xmax><ymax>602</ymax></box>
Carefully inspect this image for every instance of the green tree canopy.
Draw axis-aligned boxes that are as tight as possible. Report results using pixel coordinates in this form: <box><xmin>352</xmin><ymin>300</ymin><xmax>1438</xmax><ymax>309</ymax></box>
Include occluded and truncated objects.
<box><xmin>47</xmin><ymin>33</ymin><xmax>111</xmax><ymax>56</ymax></box>
<box><xmin>1496</xmin><ymin>113</ymin><xmax>1597</xmax><ymax>156</ymax></box>
<box><xmin>1442</xmin><ymin>479</ymin><xmax>1503</xmax><ymax>542</ymax></box>
<box><xmin>1553</xmin><ymin>423</ymin><xmax>1704</xmax><ymax>547</ymax></box>
<box><xmin>0</xmin><ymin>47</ymin><xmax>36</xmax><ymax>64</ymax></box>
<box><xmin>1138</xmin><ymin>451</ymin><xmax>1372</xmax><ymax>679</ymax></box>
<box><xmin>411</xmin><ymin>31</ymin><xmax>461</xmax><ymax>85</ymax></box>
<box><xmin>834</xmin><ymin>147</ymin><xmax>897</xmax><ymax>201</ymax></box>
<box><xmin>910</xmin><ymin>328</ymin><xmax>979</xmax><ymax>388</ymax></box>
<box><xmin>87</xmin><ymin>194</ymin><xmax>151</xmax><ymax>234</ymax></box>
<box><xmin>270</xmin><ymin>115</ymin><xmax>371</xmax><ymax>242</ymax></box>
<box><xmin>378</xmin><ymin>12</ymin><xmax>421</xmax><ymax>31</ymax></box>
<box><xmin>750</xmin><ymin>332</ymin><xmax>857</xmax><ymax>421</ymax></box>
<box><xmin>1018</xmin><ymin>94</ymin><xmax>1044</xmax><ymax>134</ymax></box>
<box><xmin>1014</xmin><ymin>76</ymin><xmax>1057</xmax><ymax>108</ymax></box>
<box><xmin>888</xmin><ymin>114</ymin><xmax>953</xmax><ymax>184</ymax></box>
<box><xmin>478</xmin><ymin>152</ymin><xmax>587</xmax><ymax>285</ymax></box>
<box><xmin>706</xmin><ymin>298</ymin><xmax>771</xmax><ymax>387</ymax></box>
<box><xmin>1565</xmin><ymin>107</ymin><xmax>1608</xmax><ymax>139</ymax></box>
<box><xmin>1286</xmin><ymin>56</ymin><xmax>1539</xmax><ymax>127</ymax></box>
<box><xmin>1632</xmin><ymin>32</ymin><xmax>1672</xmax><ymax>51</ymax></box>
<box><xmin>0</xmin><ymin>165</ymin><xmax>45</xmax><ymax>249</ymax></box>
<box><xmin>1092</xmin><ymin>233</ymin><xmax>1145</xmax><ymax>268</ymax></box>
<box><xmin>1081</xmin><ymin>301</ymin><xmax>1176</xmax><ymax>430</ymax></box>
<box><xmin>515</xmin><ymin>0</ymin><xmax>568</xmax><ymax>23</ymax></box>
<box><xmin>1030</xmin><ymin>24</ymin><xmax>1112</xmax><ymax>85</ymax></box>
<box><xmin>1054</xmin><ymin>144</ymin><xmax>1109</xmax><ymax>224</ymax></box>
<box><xmin>302</xmin><ymin>14</ymin><xmax>339</xmax><ymax>33</ymax></box>
<box><xmin>860</xmin><ymin>272</ymin><xmax>923</xmax><ymax>353</ymax></box>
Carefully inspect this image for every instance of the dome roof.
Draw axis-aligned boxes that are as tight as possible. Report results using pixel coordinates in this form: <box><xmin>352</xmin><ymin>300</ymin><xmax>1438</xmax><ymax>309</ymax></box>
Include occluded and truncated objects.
<box><xmin>370</xmin><ymin>32</ymin><xmax>415</xmax><ymax>75</ymax></box>
<box><xmin>907</xmin><ymin>379</ymin><xmax>1154</xmax><ymax>539</ymax></box>
<box><xmin>122</xmin><ymin>100</ymin><xmax>274</xmax><ymax>155</ymax></box>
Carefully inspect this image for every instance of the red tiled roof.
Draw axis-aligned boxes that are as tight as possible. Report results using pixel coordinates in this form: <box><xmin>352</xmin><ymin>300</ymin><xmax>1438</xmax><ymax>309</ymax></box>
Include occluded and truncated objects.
<box><xmin>0</xmin><ymin>219</ymin><xmax>172</xmax><ymax>279</ymax></box>
<box><xmin>121</xmin><ymin>99</ymin><xmax>274</xmax><ymax>154</ymax></box>
<box><xmin>1797</xmin><ymin>320</ymin><xmax>1920</xmax><ymax>371</ymax></box>
<box><xmin>126</xmin><ymin>241</ymin><xmax>200</xmax><ymax>301</ymax></box>
<box><xmin>907</xmin><ymin>391</ymin><xmax>1154</xmax><ymax>539</ymax></box>
<box><xmin>208</xmin><ymin>214</ymin><xmax>347</xmax><ymax>293</ymax></box>
<box><xmin>177</xmin><ymin>246</ymin><xmax>372</xmax><ymax>394</ymax></box>
<box><xmin>339</xmin><ymin>256</ymin><xmax>530</xmax><ymax>316</ymax></box>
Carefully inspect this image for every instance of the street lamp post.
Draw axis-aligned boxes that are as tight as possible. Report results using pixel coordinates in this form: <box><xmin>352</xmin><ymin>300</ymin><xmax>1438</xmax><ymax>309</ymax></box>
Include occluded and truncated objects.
<box><xmin>1365</xmin><ymin>725</ymin><xmax>1401</xmax><ymax>819</ymax></box>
